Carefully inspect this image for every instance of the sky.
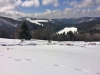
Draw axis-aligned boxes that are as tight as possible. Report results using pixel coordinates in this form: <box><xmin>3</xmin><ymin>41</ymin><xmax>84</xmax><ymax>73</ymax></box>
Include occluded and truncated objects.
<box><xmin>0</xmin><ymin>0</ymin><xmax>100</xmax><ymax>19</ymax></box>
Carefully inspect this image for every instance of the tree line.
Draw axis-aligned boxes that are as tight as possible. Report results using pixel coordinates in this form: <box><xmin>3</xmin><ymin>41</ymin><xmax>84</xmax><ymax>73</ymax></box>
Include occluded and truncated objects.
<box><xmin>18</xmin><ymin>22</ymin><xmax>100</xmax><ymax>42</ymax></box>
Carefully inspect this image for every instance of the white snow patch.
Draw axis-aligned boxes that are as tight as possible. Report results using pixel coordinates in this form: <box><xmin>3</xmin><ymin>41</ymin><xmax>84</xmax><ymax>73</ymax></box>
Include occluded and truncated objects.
<box><xmin>86</xmin><ymin>18</ymin><xmax>95</xmax><ymax>22</ymax></box>
<box><xmin>58</xmin><ymin>27</ymin><xmax>78</xmax><ymax>34</ymax></box>
<box><xmin>78</xmin><ymin>19</ymin><xmax>87</xmax><ymax>23</ymax></box>
<box><xmin>26</xmin><ymin>18</ymin><xmax>49</xmax><ymax>26</ymax></box>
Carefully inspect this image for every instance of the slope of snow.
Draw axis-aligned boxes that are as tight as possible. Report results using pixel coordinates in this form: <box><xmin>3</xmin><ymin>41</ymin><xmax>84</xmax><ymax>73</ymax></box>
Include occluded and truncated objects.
<box><xmin>78</xmin><ymin>19</ymin><xmax>87</xmax><ymax>23</ymax></box>
<box><xmin>58</xmin><ymin>27</ymin><xmax>77</xmax><ymax>34</ymax></box>
<box><xmin>26</xmin><ymin>18</ymin><xmax>49</xmax><ymax>26</ymax></box>
<box><xmin>86</xmin><ymin>18</ymin><xmax>95</xmax><ymax>22</ymax></box>
<box><xmin>0</xmin><ymin>38</ymin><xmax>100</xmax><ymax>75</ymax></box>
<box><xmin>78</xmin><ymin>18</ymin><xmax>95</xmax><ymax>23</ymax></box>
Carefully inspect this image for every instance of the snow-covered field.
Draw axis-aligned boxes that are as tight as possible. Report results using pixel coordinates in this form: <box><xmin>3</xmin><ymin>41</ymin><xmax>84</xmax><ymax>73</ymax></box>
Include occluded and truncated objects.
<box><xmin>0</xmin><ymin>38</ymin><xmax>100</xmax><ymax>75</ymax></box>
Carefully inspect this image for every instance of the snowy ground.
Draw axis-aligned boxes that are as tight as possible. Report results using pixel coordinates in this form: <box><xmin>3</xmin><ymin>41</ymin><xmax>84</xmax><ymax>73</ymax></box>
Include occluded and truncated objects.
<box><xmin>0</xmin><ymin>38</ymin><xmax>100</xmax><ymax>75</ymax></box>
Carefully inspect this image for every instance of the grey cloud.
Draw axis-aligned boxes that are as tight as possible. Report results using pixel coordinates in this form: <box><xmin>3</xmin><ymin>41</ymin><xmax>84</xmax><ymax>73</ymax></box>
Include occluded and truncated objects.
<box><xmin>21</xmin><ymin>0</ymin><xmax>40</xmax><ymax>7</ymax></box>
<box><xmin>70</xmin><ymin>0</ymin><xmax>96</xmax><ymax>8</ymax></box>
<box><xmin>41</xmin><ymin>0</ymin><xmax>59</xmax><ymax>7</ymax></box>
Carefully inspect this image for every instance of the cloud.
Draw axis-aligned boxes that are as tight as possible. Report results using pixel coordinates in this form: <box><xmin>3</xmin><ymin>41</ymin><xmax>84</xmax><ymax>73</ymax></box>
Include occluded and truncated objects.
<box><xmin>0</xmin><ymin>0</ymin><xmax>20</xmax><ymax>12</ymax></box>
<box><xmin>70</xmin><ymin>0</ymin><xmax>95</xmax><ymax>8</ymax></box>
<box><xmin>1</xmin><ymin>5</ymin><xmax>19</xmax><ymax>11</ymax></box>
<box><xmin>15</xmin><ymin>0</ymin><xmax>22</xmax><ymax>5</ymax></box>
<box><xmin>0</xmin><ymin>10</ymin><xmax>31</xmax><ymax>19</ymax></box>
<box><xmin>41</xmin><ymin>0</ymin><xmax>59</xmax><ymax>7</ymax></box>
<box><xmin>0</xmin><ymin>0</ymin><xmax>100</xmax><ymax>19</ymax></box>
<box><xmin>15</xmin><ymin>0</ymin><xmax>40</xmax><ymax>7</ymax></box>
<box><xmin>95</xmin><ymin>6</ymin><xmax>100</xmax><ymax>11</ymax></box>
<box><xmin>21</xmin><ymin>0</ymin><xmax>40</xmax><ymax>7</ymax></box>
<box><xmin>31</xmin><ymin>8</ymin><xmax>83</xmax><ymax>19</ymax></box>
<box><xmin>33</xmin><ymin>7</ymin><xmax>100</xmax><ymax>19</ymax></box>
<box><xmin>95</xmin><ymin>0</ymin><xmax>100</xmax><ymax>5</ymax></box>
<box><xmin>0</xmin><ymin>0</ymin><xmax>15</xmax><ymax>7</ymax></box>
<box><xmin>1</xmin><ymin>7</ymin><xmax>100</xmax><ymax>19</ymax></box>
<box><xmin>0</xmin><ymin>0</ymin><xmax>29</xmax><ymax>19</ymax></box>
<box><xmin>15</xmin><ymin>0</ymin><xmax>59</xmax><ymax>7</ymax></box>
<box><xmin>0</xmin><ymin>0</ymin><xmax>40</xmax><ymax>19</ymax></box>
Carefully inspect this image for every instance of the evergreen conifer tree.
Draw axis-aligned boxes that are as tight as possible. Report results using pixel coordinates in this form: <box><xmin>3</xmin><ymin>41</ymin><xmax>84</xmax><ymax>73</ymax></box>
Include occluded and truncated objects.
<box><xmin>67</xmin><ymin>31</ymin><xmax>74</xmax><ymax>41</ymax></box>
<box><xmin>18</xmin><ymin>22</ymin><xmax>32</xmax><ymax>40</ymax></box>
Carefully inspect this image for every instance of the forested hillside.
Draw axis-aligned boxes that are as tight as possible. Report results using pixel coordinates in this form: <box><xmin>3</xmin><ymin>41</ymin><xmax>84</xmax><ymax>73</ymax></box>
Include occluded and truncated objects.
<box><xmin>0</xmin><ymin>16</ymin><xmax>100</xmax><ymax>41</ymax></box>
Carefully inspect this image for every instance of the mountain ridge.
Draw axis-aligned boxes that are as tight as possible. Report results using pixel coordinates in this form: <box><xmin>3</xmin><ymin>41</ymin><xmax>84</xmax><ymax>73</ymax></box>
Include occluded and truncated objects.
<box><xmin>0</xmin><ymin>16</ymin><xmax>100</xmax><ymax>38</ymax></box>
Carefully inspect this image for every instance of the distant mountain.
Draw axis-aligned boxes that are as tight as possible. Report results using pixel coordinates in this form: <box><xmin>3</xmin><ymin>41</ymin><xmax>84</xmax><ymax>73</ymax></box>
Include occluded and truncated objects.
<box><xmin>19</xmin><ymin>17</ymin><xmax>53</xmax><ymax>26</ymax></box>
<box><xmin>75</xmin><ymin>20</ymin><xmax>100</xmax><ymax>34</ymax></box>
<box><xmin>0</xmin><ymin>16</ymin><xmax>100</xmax><ymax>38</ymax></box>
<box><xmin>0</xmin><ymin>16</ymin><xmax>21</xmax><ymax>38</ymax></box>
<box><xmin>0</xmin><ymin>16</ymin><xmax>45</xmax><ymax>30</ymax></box>
<box><xmin>18</xmin><ymin>17</ymin><xmax>100</xmax><ymax>25</ymax></box>
<box><xmin>0</xmin><ymin>16</ymin><xmax>20</xmax><ymax>28</ymax></box>
<box><xmin>1</xmin><ymin>16</ymin><xmax>100</xmax><ymax>28</ymax></box>
<box><xmin>51</xmin><ymin>17</ymin><xmax>100</xmax><ymax>24</ymax></box>
<box><xmin>0</xmin><ymin>16</ymin><xmax>42</xmax><ymax>38</ymax></box>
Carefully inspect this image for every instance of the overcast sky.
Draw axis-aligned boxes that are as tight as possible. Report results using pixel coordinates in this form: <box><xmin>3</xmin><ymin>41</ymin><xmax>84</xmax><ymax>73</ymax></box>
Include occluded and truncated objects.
<box><xmin>0</xmin><ymin>0</ymin><xmax>100</xmax><ymax>19</ymax></box>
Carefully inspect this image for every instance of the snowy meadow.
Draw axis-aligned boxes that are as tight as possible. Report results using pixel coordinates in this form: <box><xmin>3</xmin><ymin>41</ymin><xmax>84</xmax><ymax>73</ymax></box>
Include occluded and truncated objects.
<box><xmin>0</xmin><ymin>38</ymin><xmax>100</xmax><ymax>75</ymax></box>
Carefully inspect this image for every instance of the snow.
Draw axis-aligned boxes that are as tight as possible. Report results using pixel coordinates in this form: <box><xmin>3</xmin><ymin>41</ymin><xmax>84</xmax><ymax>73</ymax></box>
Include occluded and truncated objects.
<box><xmin>0</xmin><ymin>38</ymin><xmax>100</xmax><ymax>75</ymax></box>
<box><xmin>58</xmin><ymin>27</ymin><xmax>77</xmax><ymax>34</ymax></box>
<box><xmin>78</xmin><ymin>19</ymin><xmax>87</xmax><ymax>23</ymax></box>
<box><xmin>86</xmin><ymin>18</ymin><xmax>95</xmax><ymax>22</ymax></box>
<box><xmin>26</xmin><ymin>18</ymin><xmax>49</xmax><ymax>26</ymax></box>
<box><xmin>78</xmin><ymin>18</ymin><xmax>95</xmax><ymax>23</ymax></box>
